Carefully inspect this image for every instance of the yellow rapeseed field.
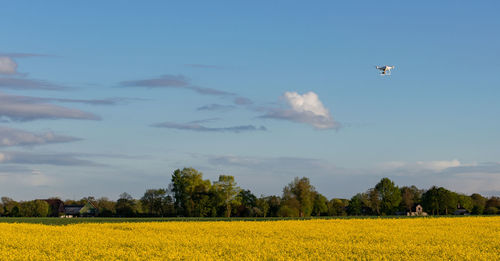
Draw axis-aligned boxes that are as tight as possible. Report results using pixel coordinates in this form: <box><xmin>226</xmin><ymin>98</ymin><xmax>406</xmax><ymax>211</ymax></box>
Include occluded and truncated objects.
<box><xmin>0</xmin><ymin>217</ymin><xmax>499</xmax><ymax>260</ymax></box>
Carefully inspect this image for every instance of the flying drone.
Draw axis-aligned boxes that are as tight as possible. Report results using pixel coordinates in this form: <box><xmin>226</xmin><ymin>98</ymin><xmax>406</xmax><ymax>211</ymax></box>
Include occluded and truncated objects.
<box><xmin>375</xmin><ymin>65</ymin><xmax>395</xmax><ymax>75</ymax></box>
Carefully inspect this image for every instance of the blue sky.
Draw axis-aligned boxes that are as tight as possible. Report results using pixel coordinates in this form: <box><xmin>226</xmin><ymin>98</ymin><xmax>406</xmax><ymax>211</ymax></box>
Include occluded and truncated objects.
<box><xmin>1</xmin><ymin>1</ymin><xmax>499</xmax><ymax>200</ymax></box>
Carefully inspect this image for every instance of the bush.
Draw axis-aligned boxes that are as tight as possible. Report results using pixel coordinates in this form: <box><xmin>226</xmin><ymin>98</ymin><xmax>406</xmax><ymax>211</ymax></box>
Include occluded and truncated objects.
<box><xmin>485</xmin><ymin>207</ymin><xmax>498</xmax><ymax>215</ymax></box>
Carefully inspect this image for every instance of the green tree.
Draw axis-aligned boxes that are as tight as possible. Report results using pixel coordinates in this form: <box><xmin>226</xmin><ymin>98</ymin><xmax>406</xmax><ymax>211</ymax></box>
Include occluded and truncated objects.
<box><xmin>347</xmin><ymin>194</ymin><xmax>363</xmax><ymax>215</ymax></box>
<box><xmin>422</xmin><ymin>186</ymin><xmax>458</xmax><ymax>215</ymax></box>
<box><xmin>485</xmin><ymin>197</ymin><xmax>500</xmax><ymax>211</ymax></box>
<box><xmin>374</xmin><ymin>178</ymin><xmax>401</xmax><ymax>215</ymax></box>
<box><xmin>141</xmin><ymin>189</ymin><xmax>169</xmax><ymax>216</ymax></box>
<box><xmin>116</xmin><ymin>192</ymin><xmax>136</xmax><ymax>217</ymax></box>
<box><xmin>471</xmin><ymin>193</ymin><xmax>486</xmax><ymax>214</ymax></box>
<box><xmin>33</xmin><ymin>200</ymin><xmax>49</xmax><ymax>217</ymax></box>
<box><xmin>400</xmin><ymin>185</ymin><xmax>423</xmax><ymax>212</ymax></box>
<box><xmin>440</xmin><ymin>189</ymin><xmax>458</xmax><ymax>215</ymax></box>
<box><xmin>1</xmin><ymin>197</ymin><xmax>19</xmax><ymax>217</ymax></box>
<box><xmin>213</xmin><ymin>175</ymin><xmax>241</xmax><ymax>217</ymax></box>
<box><xmin>312</xmin><ymin>193</ymin><xmax>328</xmax><ymax>216</ymax></box>
<box><xmin>282</xmin><ymin>177</ymin><xmax>316</xmax><ymax>217</ymax></box>
<box><xmin>18</xmin><ymin>200</ymin><xmax>49</xmax><ymax>217</ymax></box>
<box><xmin>457</xmin><ymin>194</ymin><xmax>473</xmax><ymax>212</ymax></box>
<box><xmin>485</xmin><ymin>207</ymin><xmax>498</xmax><ymax>214</ymax></box>
<box><xmin>329</xmin><ymin>198</ymin><xmax>348</xmax><ymax>216</ymax></box>
<box><xmin>96</xmin><ymin>197</ymin><xmax>116</xmax><ymax>217</ymax></box>
<box><xmin>265</xmin><ymin>196</ymin><xmax>281</xmax><ymax>217</ymax></box>
<box><xmin>191</xmin><ymin>189</ymin><xmax>213</xmax><ymax>217</ymax></box>
<box><xmin>256</xmin><ymin>197</ymin><xmax>270</xmax><ymax>217</ymax></box>
<box><xmin>19</xmin><ymin>201</ymin><xmax>35</xmax><ymax>217</ymax></box>
<box><xmin>236</xmin><ymin>189</ymin><xmax>257</xmax><ymax>217</ymax></box>
<box><xmin>278</xmin><ymin>197</ymin><xmax>300</xmax><ymax>217</ymax></box>
<box><xmin>422</xmin><ymin>186</ymin><xmax>440</xmax><ymax>215</ymax></box>
<box><xmin>171</xmin><ymin>168</ymin><xmax>212</xmax><ymax>216</ymax></box>
<box><xmin>367</xmin><ymin>188</ymin><xmax>381</xmax><ymax>215</ymax></box>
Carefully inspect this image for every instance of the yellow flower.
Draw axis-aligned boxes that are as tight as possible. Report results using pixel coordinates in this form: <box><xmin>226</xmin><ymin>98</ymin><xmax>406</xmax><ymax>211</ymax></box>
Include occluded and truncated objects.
<box><xmin>0</xmin><ymin>217</ymin><xmax>498</xmax><ymax>260</ymax></box>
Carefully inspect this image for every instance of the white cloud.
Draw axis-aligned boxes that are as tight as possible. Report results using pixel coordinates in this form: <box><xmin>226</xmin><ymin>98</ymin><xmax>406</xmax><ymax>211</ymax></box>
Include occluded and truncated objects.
<box><xmin>260</xmin><ymin>91</ymin><xmax>339</xmax><ymax>130</ymax></box>
<box><xmin>0</xmin><ymin>57</ymin><xmax>17</xmax><ymax>75</ymax></box>
<box><xmin>284</xmin><ymin>91</ymin><xmax>330</xmax><ymax>118</ymax></box>
<box><xmin>381</xmin><ymin>159</ymin><xmax>464</xmax><ymax>172</ymax></box>
<box><xmin>415</xmin><ymin>159</ymin><xmax>462</xmax><ymax>171</ymax></box>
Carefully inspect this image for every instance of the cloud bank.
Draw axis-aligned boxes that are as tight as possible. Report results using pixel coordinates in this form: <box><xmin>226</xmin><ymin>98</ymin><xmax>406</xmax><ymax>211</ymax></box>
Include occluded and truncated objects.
<box><xmin>203</xmin><ymin>154</ymin><xmax>500</xmax><ymax>198</ymax></box>
<box><xmin>261</xmin><ymin>91</ymin><xmax>339</xmax><ymax>130</ymax></box>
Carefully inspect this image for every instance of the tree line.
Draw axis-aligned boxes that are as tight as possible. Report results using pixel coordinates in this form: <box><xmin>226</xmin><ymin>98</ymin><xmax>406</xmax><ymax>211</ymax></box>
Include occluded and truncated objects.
<box><xmin>1</xmin><ymin>168</ymin><xmax>499</xmax><ymax>217</ymax></box>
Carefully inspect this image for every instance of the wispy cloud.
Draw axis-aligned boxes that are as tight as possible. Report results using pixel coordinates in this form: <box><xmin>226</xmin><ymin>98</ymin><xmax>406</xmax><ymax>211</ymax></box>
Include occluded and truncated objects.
<box><xmin>197</xmin><ymin>97</ymin><xmax>254</xmax><ymax>112</ymax></box>
<box><xmin>0</xmin><ymin>77</ymin><xmax>67</xmax><ymax>90</ymax></box>
<box><xmin>121</xmin><ymin>74</ymin><xmax>189</xmax><ymax>87</ymax></box>
<box><xmin>234</xmin><ymin>97</ymin><xmax>253</xmax><ymax>105</ymax></box>
<box><xmin>152</xmin><ymin>120</ymin><xmax>267</xmax><ymax>133</ymax></box>
<box><xmin>197</xmin><ymin>104</ymin><xmax>236</xmax><ymax>112</ymax></box>
<box><xmin>0</xmin><ymin>126</ymin><xmax>82</xmax><ymax>147</ymax></box>
<box><xmin>208</xmin><ymin>155</ymin><xmax>333</xmax><ymax>171</ymax></box>
<box><xmin>48</xmin><ymin>97</ymin><xmax>141</xmax><ymax>106</ymax></box>
<box><xmin>0</xmin><ymin>53</ymin><xmax>53</xmax><ymax>58</ymax></box>
<box><xmin>119</xmin><ymin>74</ymin><xmax>234</xmax><ymax>96</ymax></box>
<box><xmin>184</xmin><ymin>64</ymin><xmax>222</xmax><ymax>69</ymax></box>
<box><xmin>0</xmin><ymin>151</ymin><xmax>103</xmax><ymax>166</ymax></box>
<box><xmin>0</xmin><ymin>92</ymin><xmax>135</xmax><ymax>106</ymax></box>
<box><xmin>0</xmin><ymin>92</ymin><xmax>100</xmax><ymax>121</ymax></box>
<box><xmin>187</xmin><ymin>118</ymin><xmax>221</xmax><ymax>124</ymax></box>
<box><xmin>260</xmin><ymin>91</ymin><xmax>339</xmax><ymax>130</ymax></box>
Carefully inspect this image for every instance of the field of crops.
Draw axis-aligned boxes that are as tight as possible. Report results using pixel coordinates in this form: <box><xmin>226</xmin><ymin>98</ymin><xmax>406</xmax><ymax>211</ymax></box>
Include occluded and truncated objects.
<box><xmin>0</xmin><ymin>217</ymin><xmax>498</xmax><ymax>260</ymax></box>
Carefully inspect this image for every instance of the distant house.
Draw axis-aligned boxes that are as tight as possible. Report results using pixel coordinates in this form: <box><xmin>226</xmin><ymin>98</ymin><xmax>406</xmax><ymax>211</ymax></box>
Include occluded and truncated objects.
<box><xmin>63</xmin><ymin>201</ymin><xmax>98</xmax><ymax>217</ymax></box>
<box><xmin>454</xmin><ymin>204</ymin><xmax>470</xmax><ymax>215</ymax></box>
<box><xmin>454</xmin><ymin>209</ymin><xmax>469</xmax><ymax>215</ymax></box>
<box><xmin>407</xmin><ymin>204</ymin><xmax>428</xmax><ymax>216</ymax></box>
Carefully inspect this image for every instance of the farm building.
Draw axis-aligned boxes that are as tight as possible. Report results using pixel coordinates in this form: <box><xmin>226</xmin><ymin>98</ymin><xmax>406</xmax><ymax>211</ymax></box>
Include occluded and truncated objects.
<box><xmin>454</xmin><ymin>203</ymin><xmax>470</xmax><ymax>215</ymax></box>
<box><xmin>407</xmin><ymin>204</ymin><xmax>428</xmax><ymax>216</ymax></box>
<box><xmin>63</xmin><ymin>201</ymin><xmax>98</xmax><ymax>217</ymax></box>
